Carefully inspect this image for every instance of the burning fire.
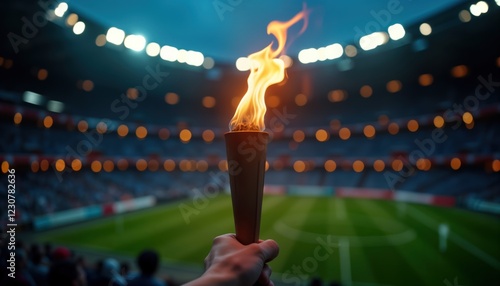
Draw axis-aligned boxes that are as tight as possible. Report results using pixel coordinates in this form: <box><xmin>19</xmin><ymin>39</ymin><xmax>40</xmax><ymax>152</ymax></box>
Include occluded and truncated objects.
<box><xmin>229</xmin><ymin>10</ymin><xmax>309</xmax><ymax>132</ymax></box>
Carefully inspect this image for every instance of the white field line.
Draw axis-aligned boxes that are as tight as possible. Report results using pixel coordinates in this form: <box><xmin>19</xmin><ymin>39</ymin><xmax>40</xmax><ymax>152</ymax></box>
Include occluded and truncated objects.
<box><xmin>339</xmin><ymin>238</ymin><xmax>353</xmax><ymax>286</ymax></box>
<box><xmin>335</xmin><ymin>198</ymin><xmax>347</xmax><ymax>220</ymax></box>
<box><xmin>408</xmin><ymin>206</ymin><xmax>500</xmax><ymax>270</ymax></box>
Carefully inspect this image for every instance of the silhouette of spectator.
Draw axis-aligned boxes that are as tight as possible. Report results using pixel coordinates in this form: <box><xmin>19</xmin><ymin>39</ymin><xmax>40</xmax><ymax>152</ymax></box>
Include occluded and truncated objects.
<box><xmin>310</xmin><ymin>277</ymin><xmax>322</xmax><ymax>286</ymax></box>
<box><xmin>129</xmin><ymin>249</ymin><xmax>166</xmax><ymax>286</ymax></box>
<box><xmin>95</xmin><ymin>258</ymin><xmax>127</xmax><ymax>286</ymax></box>
<box><xmin>48</xmin><ymin>260</ymin><xmax>86</xmax><ymax>286</ymax></box>
<box><xmin>28</xmin><ymin>248</ymin><xmax>49</xmax><ymax>286</ymax></box>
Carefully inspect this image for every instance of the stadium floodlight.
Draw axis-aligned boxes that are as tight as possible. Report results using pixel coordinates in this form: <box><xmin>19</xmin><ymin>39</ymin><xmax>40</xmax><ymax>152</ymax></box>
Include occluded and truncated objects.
<box><xmin>106</xmin><ymin>27</ymin><xmax>125</xmax><ymax>45</ymax></box>
<box><xmin>388</xmin><ymin>23</ymin><xmax>405</xmax><ymax>40</ymax></box>
<box><xmin>298</xmin><ymin>48</ymin><xmax>318</xmax><ymax>64</ymax></box>
<box><xmin>470</xmin><ymin>4</ymin><xmax>481</xmax><ymax>16</ymax></box>
<box><xmin>23</xmin><ymin>91</ymin><xmax>44</xmax><ymax>105</ymax></box>
<box><xmin>176</xmin><ymin>49</ymin><xmax>188</xmax><ymax>63</ymax></box>
<box><xmin>72</xmin><ymin>21</ymin><xmax>85</xmax><ymax>35</ymax></box>
<box><xmin>359</xmin><ymin>32</ymin><xmax>388</xmax><ymax>51</ymax></box>
<box><xmin>419</xmin><ymin>23</ymin><xmax>432</xmax><ymax>36</ymax></box>
<box><xmin>54</xmin><ymin>2</ymin><xmax>68</xmax><ymax>17</ymax></box>
<box><xmin>325</xmin><ymin>43</ymin><xmax>343</xmax><ymax>60</ymax></box>
<box><xmin>202</xmin><ymin>57</ymin><xmax>215</xmax><ymax>69</ymax></box>
<box><xmin>146</xmin><ymin>42</ymin><xmax>160</xmax><ymax>57</ymax></box>
<box><xmin>235</xmin><ymin>57</ymin><xmax>250</xmax><ymax>71</ymax></box>
<box><xmin>186</xmin><ymin>51</ymin><xmax>204</xmax><ymax>67</ymax></box>
<box><xmin>47</xmin><ymin>100</ymin><xmax>64</xmax><ymax>113</ymax></box>
<box><xmin>476</xmin><ymin>1</ymin><xmax>489</xmax><ymax>13</ymax></box>
<box><xmin>160</xmin><ymin>45</ymin><xmax>178</xmax><ymax>62</ymax></box>
<box><xmin>124</xmin><ymin>35</ymin><xmax>146</xmax><ymax>52</ymax></box>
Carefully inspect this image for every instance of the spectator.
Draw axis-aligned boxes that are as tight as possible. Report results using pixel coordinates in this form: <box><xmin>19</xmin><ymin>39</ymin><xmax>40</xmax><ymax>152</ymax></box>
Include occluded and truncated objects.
<box><xmin>129</xmin><ymin>250</ymin><xmax>166</xmax><ymax>286</ymax></box>
<box><xmin>96</xmin><ymin>258</ymin><xmax>127</xmax><ymax>286</ymax></box>
<box><xmin>48</xmin><ymin>260</ymin><xmax>86</xmax><ymax>286</ymax></box>
<box><xmin>28</xmin><ymin>248</ymin><xmax>49</xmax><ymax>286</ymax></box>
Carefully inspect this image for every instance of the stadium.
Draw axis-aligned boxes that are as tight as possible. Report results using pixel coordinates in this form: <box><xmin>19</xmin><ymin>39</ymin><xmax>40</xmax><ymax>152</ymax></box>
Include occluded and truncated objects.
<box><xmin>1</xmin><ymin>0</ymin><xmax>499</xmax><ymax>285</ymax></box>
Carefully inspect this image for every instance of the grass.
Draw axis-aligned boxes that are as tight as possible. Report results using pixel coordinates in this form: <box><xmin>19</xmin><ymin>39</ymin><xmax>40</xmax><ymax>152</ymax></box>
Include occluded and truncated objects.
<box><xmin>33</xmin><ymin>195</ymin><xmax>500</xmax><ymax>285</ymax></box>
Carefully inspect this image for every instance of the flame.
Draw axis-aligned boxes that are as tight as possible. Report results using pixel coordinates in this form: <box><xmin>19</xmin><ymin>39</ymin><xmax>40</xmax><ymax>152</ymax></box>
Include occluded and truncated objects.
<box><xmin>229</xmin><ymin>10</ymin><xmax>308</xmax><ymax>131</ymax></box>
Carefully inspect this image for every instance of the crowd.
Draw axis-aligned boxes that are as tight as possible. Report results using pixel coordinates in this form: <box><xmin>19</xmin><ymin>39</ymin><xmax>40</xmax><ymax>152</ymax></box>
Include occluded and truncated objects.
<box><xmin>0</xmin><ymin>240</ymin><xmax>178</xmax><ymax>286</ymax></box>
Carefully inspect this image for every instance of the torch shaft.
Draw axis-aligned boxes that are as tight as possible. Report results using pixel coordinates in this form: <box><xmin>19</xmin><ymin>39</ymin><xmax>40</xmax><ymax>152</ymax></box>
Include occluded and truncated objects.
<box><xmin>225</xmin><ymin>131</ymin><xmax>269</xmax><ymax>245</ymax></box>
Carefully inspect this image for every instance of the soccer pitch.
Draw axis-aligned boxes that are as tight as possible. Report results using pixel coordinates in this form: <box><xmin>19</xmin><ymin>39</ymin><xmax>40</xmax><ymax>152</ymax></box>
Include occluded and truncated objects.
<box><xmin>33</xmin><ymin>195</ymin><xmax>500</xmax><ymax>285</ymax></box>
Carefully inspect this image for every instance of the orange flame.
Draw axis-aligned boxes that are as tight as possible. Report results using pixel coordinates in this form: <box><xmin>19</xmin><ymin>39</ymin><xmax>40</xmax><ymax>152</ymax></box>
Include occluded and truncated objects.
<box><xmin>229</xmin><ymin>10</ymin><xmax>308</xmax><ymax>131</ymax></box>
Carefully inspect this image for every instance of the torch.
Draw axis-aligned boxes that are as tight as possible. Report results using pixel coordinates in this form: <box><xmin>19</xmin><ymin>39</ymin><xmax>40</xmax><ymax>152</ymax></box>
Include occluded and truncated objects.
<box><xmin>225</xmin><ymin>10</ymin><xmax>308</xmax><ymax>245</ymax></box>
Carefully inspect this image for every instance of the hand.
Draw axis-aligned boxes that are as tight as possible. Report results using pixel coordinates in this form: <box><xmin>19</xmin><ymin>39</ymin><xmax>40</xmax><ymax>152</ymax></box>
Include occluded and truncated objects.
<box><xmin>185</xmin><ymin>234</ymin><xmax>279</xmax><ymax>286</ymax></box>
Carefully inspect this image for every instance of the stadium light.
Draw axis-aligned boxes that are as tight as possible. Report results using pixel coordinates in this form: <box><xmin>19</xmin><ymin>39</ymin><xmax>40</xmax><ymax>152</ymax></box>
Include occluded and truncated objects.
<box><xmin>106</xmin><ymin>27</ymin><xmax>125</xmax><ymax>45</ymax></box>
<box><xmin>72</xmin><ymin>21</ymin><xmax>85</xmax><ymax>35</ymax></box>
<box><xmin>236</xmin><ymin>57</ymin><xmax>251</xmax><ymax>71</ymax></box>
<box><xmin>23</xmin><ymin>91</ymin><xmax>44</xmax><ymax>105</ymax></box>
<box><xmin>186</xmin><ymin>51</ymin><xmax>204</xmax><ymax>67</ymax></box>
<box><xmin>298</xmin><ymin>48</ymin><xmax>318</xmax><ymax>64</ymax></box>
<box><xmin>476</xmin><ymin>1</ymin><xmax>489</xmax><ymax>14</ymax></box>
<box><xmin>146</xmin><ymin>42</ymin><xmax>160</xmax><ymax>57</ymax></box>
<box><xmin>202</xmin><ymin>57</ymin><xmax>215</xmax><ymax>69</ymax></box>
<box><xmin>54</xmin><ymin>2</ymin><xmax>68</xmax><ymax>17</ymax></box>
<box><xmin>325</xmin><ymin>43</ymin><xmax>343</xmax><ymax>60</ymax></box>
<box><xmin>359</xmin><ymin>32</ymin><xmax>388</xmax><ymax>51</ymax></box>
<box><xmin>47</xmin><ymin>100</ymin><xmax>64</xmax><ymax>113</ymax></box>
<box><xmin>124</xmin><ymin>35</ymin><xmax>146</xmax><ymax>51</ymax></box>
<box><xmin>419</xmin><ymin>23</ymin><xmax>432</xmax><ymax>36</ymax></box>
<box><xmin>388</xmin><ymin>24</ymin><xmax>405</xmax><ymax>40</ymax></box>
<box><xmin>160</xmin><ymin>45</ymin><xmax>178</xmax><ymax>62</ymax></box>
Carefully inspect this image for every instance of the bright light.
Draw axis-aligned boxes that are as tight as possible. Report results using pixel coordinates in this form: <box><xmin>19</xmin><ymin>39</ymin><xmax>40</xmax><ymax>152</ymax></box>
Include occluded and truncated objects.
<box><xmin>459</xmin><ymin>10</ymin><xmax>472</xmax><ymax>22</ymax></box>
<box><xmin>344</xmin><ymin>45</ymin><xmax>357</xmax><ymax>57</ymax></box>
<box><xmin>160</xmin><ymin>45</ymin><xmax>178</xmax><ymax>62</ymax></box>
<box><xmin>47</xmin><ymin>100</ymin><xmax>64</xmax><ymax>113</ymax></box>
<box><xmin>72</xmin><ymin>21</ymin><xmax>85</xmax><ymax>35</ymax></box>
<box><xmin>470</xmin><ymin>4</ymin><xmax>481</xmax><ymax>16</ymax></box>
<box><xmin>388</xmin><ymin>24</ymin><xmax>405</xmax><ymax>40</ymax></box>
<box><xmin>325</xmin><ymin>43</ymin><xmax>343</xmax><ymax>60</ymax></box>
<box><xmin>54</xmin><ymin>2</ymin><xmax>68</xmax><ymax>17</ymax></box>
<box><xmin>176</xmin><ymin>49</ymin><xmax>187</xmax><ymax>63</ymax></box>
<box><xmin>298</xmin><ymin>48</ymin><xmax>318</xmax><ymax>64</ymax></box>
<box><xmin>317</xmin><ymin>47</ymin><xmax>327</xmax><ymax>61</ymax></box>
<box><xmin>419</xmin><ymin>23</ymin><xmax>432</xmax><ymax>36</ymax></box>
<box><xmin>146</xmin><ymin>42</ymin><xmax>160</xmax><ymax>56</ymax></box>
<box><xmin>359</xmin><ymin>32</ymin><xmax>388</xmax><ymax>51</ymax></box>
<box><xmin>496</xmin><ymin>0</ymin><xmax>500</xmax><ymax>6</ymax></box>
<box><xmin>23</xmin><ymin>91</ymin><xmax>44</xmax><ymax>105</ymax></box>
<box><xmin>476</xmin><ymin>1</ymin><xmax>489</xmax><ymax>14</ymax></box>
<box><xmin>106</xmin><ymin>27</ymin><xmax>125</xmax><ymax>45</ymax></box>
<box><xmin>203</xmin><ymin>57</ymin><xmax>215</xmax><ymax>69</ymax></box>
<box><xmin>186</xmin><ymin>51</ymin><xmax>204</xmax><ymax>66</ymax></box>
<box><xmin>124</xmin><ymin>35</ymin><xmax>146</xmax><ymax>51</ymax></box>
<box><xmin>236</xmin><ymin>57</ymin><xmax>250</xmax><ymax>71</ymax></box>
<box><xmin>299</xmin><ymin>44</ymin><xmax>343</xmax><ymax>64</ymax></box>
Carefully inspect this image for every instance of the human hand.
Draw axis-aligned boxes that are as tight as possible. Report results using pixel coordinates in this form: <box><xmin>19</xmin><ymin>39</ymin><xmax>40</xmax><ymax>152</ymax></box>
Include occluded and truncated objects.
<box><xmin>185</xmin><ymin>234</ymin><xmax>279</xmax><ymax>286</ymax></box>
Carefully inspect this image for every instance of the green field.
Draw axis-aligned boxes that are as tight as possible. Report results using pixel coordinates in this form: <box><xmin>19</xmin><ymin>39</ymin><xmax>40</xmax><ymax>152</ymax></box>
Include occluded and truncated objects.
<box><xmin>33</xmin><ymin>195</ymin><xmax>500</xmax><ymax>285</ymax></box>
